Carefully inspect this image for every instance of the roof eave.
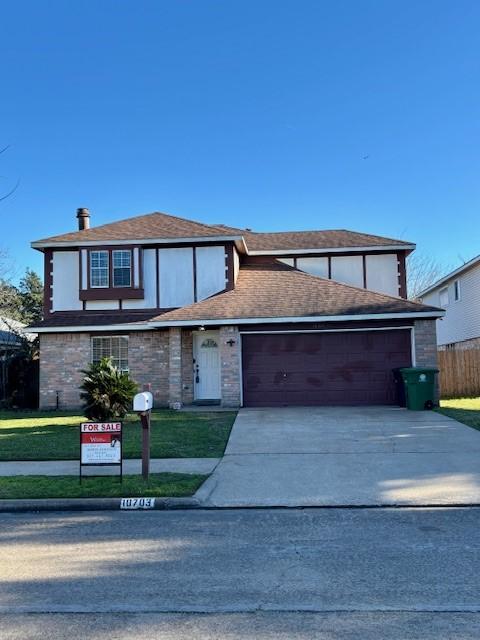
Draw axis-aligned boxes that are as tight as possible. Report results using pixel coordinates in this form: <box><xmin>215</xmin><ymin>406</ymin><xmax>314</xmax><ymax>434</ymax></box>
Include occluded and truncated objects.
<box><xmin>248</xmin><ymin>244</ymin><xmax>415</xmax><ymax>256</ymax></box>
<box><xmin>31</xmin><ymin>235</ymin><xmax>248</xmax><ymax>252</ymax></box>
<box><xmin>148</xmin><ymin>309</ymin><xmax>444</xmax><ymax>328</ymax></box>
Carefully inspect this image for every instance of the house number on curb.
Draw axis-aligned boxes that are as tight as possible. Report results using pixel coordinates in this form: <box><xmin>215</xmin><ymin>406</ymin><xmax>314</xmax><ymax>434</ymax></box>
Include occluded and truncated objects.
<box><xmin>120</xmin><ymin>497</ymin><xmax>156</xmax><ymax>509</ymax></box>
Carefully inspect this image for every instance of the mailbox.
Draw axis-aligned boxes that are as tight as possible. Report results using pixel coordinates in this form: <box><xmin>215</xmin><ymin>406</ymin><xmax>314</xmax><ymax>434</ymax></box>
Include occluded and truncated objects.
<box><xmin>133</xmin><ymin>391</ymin><xmax>153</xmax><ymax>412</ymax></box>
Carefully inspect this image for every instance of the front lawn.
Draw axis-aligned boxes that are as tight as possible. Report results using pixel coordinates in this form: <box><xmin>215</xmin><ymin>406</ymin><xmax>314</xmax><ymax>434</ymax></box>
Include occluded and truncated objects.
<box><xmin>0</xmin><ymin>472</ymin><xmax>206</xmax><ymax>499</ymax></box>
<box><xmin>437</xmin><ymin>397</ymin><xmax>480</xmax><ymax>432</ymax></box>
<box><xmin>0</xmin><ymin>409</ymin><xmax>236</xmax><ymax>461</ymax></box>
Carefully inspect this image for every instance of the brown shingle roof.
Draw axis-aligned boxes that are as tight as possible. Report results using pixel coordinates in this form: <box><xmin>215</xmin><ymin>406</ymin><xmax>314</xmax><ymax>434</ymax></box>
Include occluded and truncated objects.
<box><xmin>33</xmin><ymin>211</ymin><xmax>414</xmax><ymax>252</ymax></box>
<box><xmin>150</xmin><ymin>261</ymin><xmax>442</xmax><ymax>324</ymax></box>
<box><xmin>34</xmin><ymin>212</ymin><xmax>240</xmax><ymax>244</ymax></box>
<box><xmin>29</xmin><ymin>310</ymin><xmax>163</xmax><ymax>329</ymax></box>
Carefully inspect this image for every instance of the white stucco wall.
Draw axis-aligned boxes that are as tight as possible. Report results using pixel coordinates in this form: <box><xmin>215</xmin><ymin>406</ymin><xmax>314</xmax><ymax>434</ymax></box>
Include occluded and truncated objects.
<box><xmin>52</xmin><ymin>251</ymin><xmax>82</xmax><ymax>311</ymax></box>
<box><xmin>123</xmin><ymin>249</ymin><xmax>157</xmax><ymax>309</ymax></box>
<box><xmin>196</xmin><ymin>246</ymin><xmax>227</xmax><ymax>300</ymax></box>
<box><xmin>365</xmin><ymin>254</ymin><xmax>399</xmax><ymax>296</ymax></box>
<box><xmin>159</xmin><ymin>247</ymin><xmax>195</xmax><ymax>308</ymax></box>
<box><xmin>331</xmin><ymin>255</ymin><xmax>364</xmax><ymax>288</ymax></box>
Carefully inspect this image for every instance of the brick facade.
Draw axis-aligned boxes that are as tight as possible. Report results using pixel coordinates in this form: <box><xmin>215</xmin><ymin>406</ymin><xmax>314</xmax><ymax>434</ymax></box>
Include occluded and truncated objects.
<box><xmin>128</xmin><ymin>330</ymin><xmax>169</xmax><ymax>406</ymax></box>
<box><xmin>219</xmin><ymin>325</ymin><xmax>242</xmax><ymax>407</ymax></box>
<box><xmin>414</xmin><ymin>319</ymin><xmax>439</xmax><ymax>402</ymax></box>
<box><xmin>39</xmin><ymin>321</ymin><xmax>438</xmax><ymax>411</ymax></box>
<box><xmin>168</xmin><ymin>327</ymin><xmax>183</xmax><ymax>408</ymax></box>
<box><xmin>39</xmin><ymin>332</ymin><xmax>91</xmax><ymax>409</ymax></box>
<box><xmin>414</xmin><ymin>319</ymin><xmax>438</xmax><ymax>368</ymax></box>
<box><xmin>181</xmin><ymin>329</ymin><xmax>194</xmax><ymax>405</ymax></box>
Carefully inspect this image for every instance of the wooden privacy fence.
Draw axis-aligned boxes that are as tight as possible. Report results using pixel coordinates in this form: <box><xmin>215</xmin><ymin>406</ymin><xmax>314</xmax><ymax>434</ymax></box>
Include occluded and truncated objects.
<box><xmin>438</xmin><ymin>348</ymin><xmax>480</xmax><ymax>398</ymax></box>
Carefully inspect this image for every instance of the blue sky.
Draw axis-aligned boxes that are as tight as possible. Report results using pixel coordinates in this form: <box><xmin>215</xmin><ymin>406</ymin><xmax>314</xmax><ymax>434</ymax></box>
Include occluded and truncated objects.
<box><xmin>1</xmin><ymin>0</ymin><xmax>479</xmax><ymax>281</ymax></box>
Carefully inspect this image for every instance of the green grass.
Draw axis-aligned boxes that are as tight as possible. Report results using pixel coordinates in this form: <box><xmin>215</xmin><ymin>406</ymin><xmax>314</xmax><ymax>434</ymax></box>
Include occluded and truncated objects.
<box><xmin>436</xmin><ymin>397</ymin><xmax>480</xmax><ymax>432</ymax></box>
<box><xmin>0</xmin><ymin>472</ymin><xmax>207</xmax><ymax>499</ymax></box>
<box><xmin>0</xmin><ymin>409</ymin><xmax>236</xmax><ymax>461</ymax></box>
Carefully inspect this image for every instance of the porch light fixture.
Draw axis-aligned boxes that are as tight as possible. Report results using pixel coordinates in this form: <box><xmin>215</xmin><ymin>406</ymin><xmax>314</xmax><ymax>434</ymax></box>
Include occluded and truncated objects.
<box><xmin>226</xmin><ymin>339</ymin><xmax>236</xmax><ymax>347</ymax></box>
<box><xmin>198</xmin><ymin>326</ymin><xmax>206</xmax><ymax>331</ymax></box>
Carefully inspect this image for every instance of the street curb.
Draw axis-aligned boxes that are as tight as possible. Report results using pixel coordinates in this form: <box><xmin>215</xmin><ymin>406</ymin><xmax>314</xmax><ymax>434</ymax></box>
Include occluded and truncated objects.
<box><xmin>0</xmin><ymin>496</ymin><xmax>201</xmax><ymax>513</ymax></box>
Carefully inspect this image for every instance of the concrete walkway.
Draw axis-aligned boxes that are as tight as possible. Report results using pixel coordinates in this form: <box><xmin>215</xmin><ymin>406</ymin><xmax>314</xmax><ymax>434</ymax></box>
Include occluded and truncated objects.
<box><xmin>195</xmin><ymin>407</ymin><xmax>480</xmax><ymax>507</ymax></box>
<box><xmin>0</xmin><ymin>458</ymin><xmax>219</xmax><ymax>477</ymax></box>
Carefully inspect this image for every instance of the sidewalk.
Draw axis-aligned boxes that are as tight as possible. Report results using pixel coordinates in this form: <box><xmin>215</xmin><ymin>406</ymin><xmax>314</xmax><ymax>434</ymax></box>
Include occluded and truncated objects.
<box><xmin>0</xmin><ymin>458</ymin><xmax>220</xmax><ymax>477</ymax></box>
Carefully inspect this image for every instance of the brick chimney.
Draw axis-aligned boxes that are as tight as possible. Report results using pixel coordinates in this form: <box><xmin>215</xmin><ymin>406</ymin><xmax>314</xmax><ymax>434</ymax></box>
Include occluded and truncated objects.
<box><xmin>76</xmin><ymin>207</ymin><xmax>90</xmax><ymax>231</ymax></box>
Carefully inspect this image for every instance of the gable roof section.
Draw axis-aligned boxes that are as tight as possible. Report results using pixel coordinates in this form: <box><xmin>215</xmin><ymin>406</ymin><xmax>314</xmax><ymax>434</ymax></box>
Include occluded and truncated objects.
<box><xmin>32</xmin><ymin>211</ymin><xmax>414</xmax><ymax>253</ymax></box>
<box><xmin>149</xmin><ymin>261</ymin><xmax>442</xmax><ymax>326</ymax></box>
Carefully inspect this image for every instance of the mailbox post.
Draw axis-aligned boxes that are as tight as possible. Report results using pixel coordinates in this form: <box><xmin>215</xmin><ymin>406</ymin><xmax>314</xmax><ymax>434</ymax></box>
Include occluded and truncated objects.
<box><xmin>133</xmin><ymin>391</ymin><xmax>153</xmax><ymax>481</ymax></box>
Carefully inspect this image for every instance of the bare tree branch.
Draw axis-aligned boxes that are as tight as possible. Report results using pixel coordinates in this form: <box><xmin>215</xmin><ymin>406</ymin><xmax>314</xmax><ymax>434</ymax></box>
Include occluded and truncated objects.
<box><xmin>407</xmin><ymin>254</ymin><xmax>450</xmax><ymax>300</ymax></box>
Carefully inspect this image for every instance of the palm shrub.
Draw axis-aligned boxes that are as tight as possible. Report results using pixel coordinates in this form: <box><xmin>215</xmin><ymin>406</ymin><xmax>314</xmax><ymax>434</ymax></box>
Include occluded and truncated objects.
<box><xmin>80</xmin><ymin>357</ymin><xmax>138</xmax><ymax>421</ymax></box>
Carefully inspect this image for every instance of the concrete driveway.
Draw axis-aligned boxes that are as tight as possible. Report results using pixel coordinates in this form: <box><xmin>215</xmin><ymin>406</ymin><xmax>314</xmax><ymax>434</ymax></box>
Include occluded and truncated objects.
<box><xmin>195</xmin><ymin>407</ymin><xmax>480</xmax><ymax>507</ymax></box>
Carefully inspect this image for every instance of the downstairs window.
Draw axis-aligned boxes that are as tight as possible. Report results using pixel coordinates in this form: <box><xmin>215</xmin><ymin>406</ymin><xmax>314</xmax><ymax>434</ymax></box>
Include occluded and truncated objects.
<box><xmin>91</xmin><ymin>336</ymin><xmax>129</xmax><ymax>372</ymax></box>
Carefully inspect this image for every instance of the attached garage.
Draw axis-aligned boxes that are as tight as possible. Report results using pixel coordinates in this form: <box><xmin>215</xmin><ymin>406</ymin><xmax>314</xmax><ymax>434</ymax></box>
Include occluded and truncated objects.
<box><xmin>241</xmin><ymin>329</ymin><xmax>412</xmax><ymax>407</ymax></box>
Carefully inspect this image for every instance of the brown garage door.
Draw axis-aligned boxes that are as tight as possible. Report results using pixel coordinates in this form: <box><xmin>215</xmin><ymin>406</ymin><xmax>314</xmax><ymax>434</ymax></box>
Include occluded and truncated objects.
<box><xmin>242</xmin><ymin>330</ymin><xmax>412</xmax><ymax>407</ymax></box>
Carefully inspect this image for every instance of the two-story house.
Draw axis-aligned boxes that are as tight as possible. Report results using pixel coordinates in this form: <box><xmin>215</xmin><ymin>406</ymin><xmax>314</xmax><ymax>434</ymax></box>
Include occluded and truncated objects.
<box><xmin>30</xmin><ymin>209</ymin><xmax>443</xmax><ymax>409</ymax></box>
<box><xmin>419</xmin><ymin>254</ymin><xmax>480</xmax><ymax>350</ymax></box>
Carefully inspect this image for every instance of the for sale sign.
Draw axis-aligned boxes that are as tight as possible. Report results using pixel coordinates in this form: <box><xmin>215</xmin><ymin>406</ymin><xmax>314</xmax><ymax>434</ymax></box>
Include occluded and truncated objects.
<box><xmin>80</xmin><ymin>422</ymin><xmax>122</xmax><ymax>465</ymax></box>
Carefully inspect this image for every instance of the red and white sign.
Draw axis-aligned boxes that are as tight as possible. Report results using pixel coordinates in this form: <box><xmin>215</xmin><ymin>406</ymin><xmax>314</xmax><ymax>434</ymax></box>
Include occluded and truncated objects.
<box><xmin>80</xmin><ymin>422</ymin><xmax>122</xmax><ymax>464</ymax></box>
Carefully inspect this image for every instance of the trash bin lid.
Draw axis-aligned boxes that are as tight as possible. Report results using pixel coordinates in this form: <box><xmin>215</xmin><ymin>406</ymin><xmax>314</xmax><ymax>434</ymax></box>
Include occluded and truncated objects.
<box><xmin>399</xmin><ymin>367</ymin><xmax>439</xmax><ymax>374</ymax></box>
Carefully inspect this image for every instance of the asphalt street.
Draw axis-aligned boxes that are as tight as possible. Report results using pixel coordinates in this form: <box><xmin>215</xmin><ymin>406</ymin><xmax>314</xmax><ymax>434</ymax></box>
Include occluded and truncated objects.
<box><xmin>1</xmin><ymin>507</ymin><xmax>479</xmax><ymax>638</ymax></box>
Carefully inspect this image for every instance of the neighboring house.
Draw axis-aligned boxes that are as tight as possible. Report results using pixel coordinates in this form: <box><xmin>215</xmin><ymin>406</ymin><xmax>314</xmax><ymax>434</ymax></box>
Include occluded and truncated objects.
<box><xmin>0</xmin><ymin>317</ymin><xmax>32</xmax><ymax>403</ymax></box>
<box><xmin>418</xmin><ymin>255</ymin><xmax>480</xmax><ymax>350</ymax></box>
<box><xmin>29</xmin><ymin>208</ymin><xmax>443</xmax><ymax>409</ymax></box>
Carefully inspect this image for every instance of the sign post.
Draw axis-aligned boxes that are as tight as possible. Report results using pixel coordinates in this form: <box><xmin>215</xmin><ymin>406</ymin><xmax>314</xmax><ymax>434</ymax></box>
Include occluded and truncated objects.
<box><xmin>80</xmin><ymin>422</ymin><xmax>122</xmax><ymax>483</ymax></box>
<box><xmin>133</xmin><ymin>391</ymin><xmax>153</xmax><ymax>482</ymax></box>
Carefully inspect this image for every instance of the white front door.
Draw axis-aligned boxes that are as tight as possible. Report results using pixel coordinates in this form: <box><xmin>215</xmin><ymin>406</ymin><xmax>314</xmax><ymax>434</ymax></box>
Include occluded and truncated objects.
<box><xmin>193</xmin><ymin>331</ymin><xmax>221</xmax><ymax>400</ymax></box>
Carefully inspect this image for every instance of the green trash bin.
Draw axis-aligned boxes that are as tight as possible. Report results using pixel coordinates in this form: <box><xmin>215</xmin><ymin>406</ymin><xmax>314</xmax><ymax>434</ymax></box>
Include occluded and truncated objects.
<box><xmin>399</xmin><ymin>367</ymin><xmax>439</xmax><ymax>410</ymax></box>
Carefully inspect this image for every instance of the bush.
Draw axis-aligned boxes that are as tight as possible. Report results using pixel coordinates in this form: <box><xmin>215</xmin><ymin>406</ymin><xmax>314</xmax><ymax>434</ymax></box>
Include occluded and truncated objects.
<box><xmin>80</xmin><ymin>357</ymin><xmax>138</xmax><ymax>421</ymax></box>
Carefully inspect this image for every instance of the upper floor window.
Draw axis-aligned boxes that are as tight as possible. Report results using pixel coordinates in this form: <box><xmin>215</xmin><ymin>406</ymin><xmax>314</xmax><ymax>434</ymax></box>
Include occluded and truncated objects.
<box><xmin>454</xmin><ymin>279</ymin><xmax>461</xmax><ymax>302</ymax></box>
<box><xmin>113</xmin><ymin>250</ymin><xmax>132</xmax><ymax>287</ymax></box>
<box><xmin>439</xmin><ymin>286</ymin><xmax>449</xmax><ymax>307</ymax></box>
<box><xmin>90</xmin><ymin>251</ymin><xmax>109</xmax><ymax>288</ymax></box>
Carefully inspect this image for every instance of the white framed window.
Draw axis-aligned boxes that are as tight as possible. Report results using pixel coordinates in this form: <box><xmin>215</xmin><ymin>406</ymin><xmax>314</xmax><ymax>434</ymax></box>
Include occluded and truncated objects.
<box><xmin>113</xmin><ymin>250</ymin><xmax>132</xmax><ymax>287</ymax></box>
<box><xmin>91</xmin><ymin>336</ymin><xmax>129</xmax><ymax>372</ymax></box>
<box><xmin>454</xmin><ymin>279</ymin><xmax>461</xmax><ymax>302</ymax></box>
<box><xmin>90</xmin><ymin>251</ymin><xmax>109</xmax><ymax>288</ymax></box>
<box><xmin>439</xmin><ymin>286</ymin><xmax>449</xmax><ymax>307</ymax></box>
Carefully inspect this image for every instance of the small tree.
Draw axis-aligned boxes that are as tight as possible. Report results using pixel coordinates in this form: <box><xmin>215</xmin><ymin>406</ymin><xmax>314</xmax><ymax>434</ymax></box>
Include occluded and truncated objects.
<box><xmin>80</xmin><ymin>357</ymin><xmax>138</xmax><ymax>421</ymax></box>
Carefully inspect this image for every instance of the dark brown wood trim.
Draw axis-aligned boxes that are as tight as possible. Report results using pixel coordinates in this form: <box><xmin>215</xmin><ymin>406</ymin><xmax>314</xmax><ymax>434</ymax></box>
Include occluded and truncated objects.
<box><xmin>327</xmin><ymin>256</ymin><xmax>332</xmax><ymax>279</ymax></box>
<box><xmin>193</xmin><ymin>247</ymin><xmax>198</xmax><ymax>301</ymax></box>
<box><xmin>79</xmin><ymin>288</ymin><xmax>144</xmax><ymax>301</ymax></box>
<box><xmin>362</xmin><ymin>254</ymin><xmax>367</xmax><ymax>289</ymax></box>
<box><xmin>156</xmin><ymin>249</ymin><xmax>160</xmax><ymax>308</ymax></box>
<box><xmin>78</xmin><ymin>250</ymin><xmax>83</xmax><ymax>294</ymax></box>
<box><xmin>43</xmin><ymin>250</ymin><xmax>53</xmax><ymax>317</ymax></box>
<box><xmin>138</xmin><ymin>248</ymin><xmax>144</xmax><ymax>290</ymax></box>
<box><xmin>397</xmin><ymin>251</ymin><xmax>407</xmax><ymax>298</ymax></box>
<box><xmin>225</xmin><ymin>243</ymin><xmax>235</xmax><ymax>291</ymax></box>
<box><xmin>119</xmin><ymin>299</ymin><xmax>123</xmax><ymax>310</ymax></box>
<box><xmin>272</xmin><ymin>248</ymin><xmax>403</xmax><ymax>260</ymax></box>
<box><xmin>108</xmin><ymin>249</ymin><xmax>113</xmax><ymax>288</ymax></box>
